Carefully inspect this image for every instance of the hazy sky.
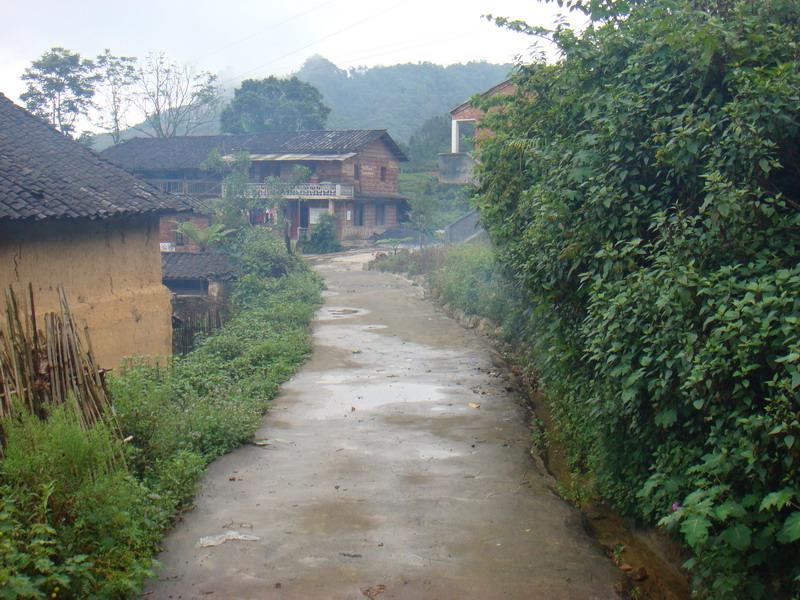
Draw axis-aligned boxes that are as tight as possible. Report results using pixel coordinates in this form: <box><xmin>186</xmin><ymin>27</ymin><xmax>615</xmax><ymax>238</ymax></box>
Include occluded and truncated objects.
<box><xmin>1</xmin><ymin>0</ymin><xmax>580</xmax><ymax>102</ymax></box>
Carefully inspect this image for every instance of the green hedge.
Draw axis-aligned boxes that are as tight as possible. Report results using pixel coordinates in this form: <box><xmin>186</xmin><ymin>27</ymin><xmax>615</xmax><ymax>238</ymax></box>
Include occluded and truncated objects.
<box><xmin>476</xmin><ymin>1</ymin><xmax>800</xmax><ymax>596</ymax></box>
<box><xmin>0</xmin><ymin>229</ymin><xmax>322</xmax><ymax>598</ymax></box>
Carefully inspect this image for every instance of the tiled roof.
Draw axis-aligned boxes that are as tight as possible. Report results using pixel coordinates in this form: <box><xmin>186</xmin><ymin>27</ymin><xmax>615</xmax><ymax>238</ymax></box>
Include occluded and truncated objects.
<box><xmin>450</xmin><ymin>78</ymin><xmax>515</xmax><ymax>116</ymax></box>
<box><xmin>101</xmin><ymin>129</ymin><xmax>408</xmax><ymax>170</ymax></box>
<box><xmin>0</xmin><ymin>93</ymin><xmax>196</xmax><ymax>221</ymax></box>
<box><xmin>161</xmin><ymin>252</ymin><xmax>236</xmax><ymax>281</ymax></box>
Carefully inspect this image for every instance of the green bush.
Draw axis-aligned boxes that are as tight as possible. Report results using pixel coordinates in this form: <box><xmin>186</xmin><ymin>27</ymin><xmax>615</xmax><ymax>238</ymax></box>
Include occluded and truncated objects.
<box><xmin>476</xmin><ymin>0</ymin><xmax>800</xmax><ymax>596</ymax></box>
<box><xmin>301</xmin><ymin>213</ymin><xmax>342</xmax><ymax>254</ymax></box>
<box><xmin>0</xmin><ymin>404</ymin><xmax>157</xmax><ymax>597</ymax></box>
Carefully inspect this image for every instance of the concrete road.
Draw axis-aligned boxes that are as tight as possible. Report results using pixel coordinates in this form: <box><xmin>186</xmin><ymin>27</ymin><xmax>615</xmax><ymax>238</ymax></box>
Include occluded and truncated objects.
<box><xmin>144</xmin><ymin>251</ymin><xmax>619</xmax><ymax>600</ymax></box>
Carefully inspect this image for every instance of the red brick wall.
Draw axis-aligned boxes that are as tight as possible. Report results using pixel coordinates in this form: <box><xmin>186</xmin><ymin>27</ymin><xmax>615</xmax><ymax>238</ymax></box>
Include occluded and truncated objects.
<box><xmin>159</xmin><ymin>213</ymin><xmax>210</xmax><ymax>253</ymax></box>
<box><xmin>451</xmin><ymin>104</ymin><xmax>484</xmax><ymax>121</ymax></box>
<box><xmin>451</xmin><ymin>80</ymin><xmax>517</xmax><ymax>144</ymax></box>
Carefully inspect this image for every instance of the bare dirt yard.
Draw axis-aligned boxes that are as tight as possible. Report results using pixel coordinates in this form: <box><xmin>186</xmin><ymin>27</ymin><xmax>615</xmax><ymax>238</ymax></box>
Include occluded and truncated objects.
<box><xmin>144</xmin><ymin>250</ymin><xmax>620</xmax><ymax>600</ymax></box>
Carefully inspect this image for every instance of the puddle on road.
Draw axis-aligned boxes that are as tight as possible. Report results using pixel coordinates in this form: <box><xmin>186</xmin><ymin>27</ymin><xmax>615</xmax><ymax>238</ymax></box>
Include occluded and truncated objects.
<box><xmin>297</xmin><ymin>499</ymin><xmax>381</xmax><ymax>535</ymax></box>
<box><xmin>297</xmin><ymin>380</ymin><xmax>453</xmax><ymax>420</ymax></box>
<box><xmin>316</xmin><ymin>306</ymin><xmax>369</xmax><ymax>321</ymax></box>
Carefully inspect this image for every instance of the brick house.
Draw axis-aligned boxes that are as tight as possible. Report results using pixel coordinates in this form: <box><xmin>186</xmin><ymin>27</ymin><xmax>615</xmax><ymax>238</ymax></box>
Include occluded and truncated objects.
<box><xmin>158</xmin><ymin>196</ymin><xmax>212</xmax><ymax>253</ymax></box>
<box><xmin>439</xmin><ymin>79</ymin><xmax>515</xmax><ymax>184</ymax></box>
<box><xmin>0</xmin><ymin>93</ymin><xmax>194</xmax><ymax>367</ymax></box>
<box><xmin>102</xmin><ymin>130</ymin><xmax>409</xmax><ymax>241</ymax></box>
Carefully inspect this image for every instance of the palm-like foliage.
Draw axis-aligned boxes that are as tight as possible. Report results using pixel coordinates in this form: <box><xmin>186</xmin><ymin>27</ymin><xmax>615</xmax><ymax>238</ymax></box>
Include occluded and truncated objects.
<box><xmin>173</xmin><ymin>222</ymin><xmax>235</xmax><ymax>251</ymax></box>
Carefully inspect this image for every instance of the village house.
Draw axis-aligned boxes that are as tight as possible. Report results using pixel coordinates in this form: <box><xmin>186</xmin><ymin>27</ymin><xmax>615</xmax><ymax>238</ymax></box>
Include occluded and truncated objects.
<box><xmin>0</xmin><ymin>93</ymin><xmax>195</xmax><ymax>368</ymax></box>
<box><xmin>102</xmin><ymin>130</ymin><xmax>409</xmax><ymax>241</ymax></box>
<box><xmin>439</xmin><ymin>79</ymin><xmax>515</xmax><ymax>185</ymax></box>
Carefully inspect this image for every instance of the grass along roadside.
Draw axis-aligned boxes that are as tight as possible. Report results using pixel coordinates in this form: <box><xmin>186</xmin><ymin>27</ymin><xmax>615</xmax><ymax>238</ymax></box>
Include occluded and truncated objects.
<box><xmin>0</xmin><ymin>229</ymin><xmax>322</xmax><ymax>598</ymax></box>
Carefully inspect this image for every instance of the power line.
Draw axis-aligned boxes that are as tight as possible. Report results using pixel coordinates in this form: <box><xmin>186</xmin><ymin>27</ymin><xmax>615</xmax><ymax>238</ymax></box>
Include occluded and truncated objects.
<box><xmin>218</xmin><ymin>0</ymin><xmax>405</xmax><ymax>86</ymax></box>
<box><xmin>327</xmin><ymin>27</ymin><xmax>484</xmax><ymax>69</ymax></box>
<box><xmin>193</xmin><ymin>0</ymin><xmax>341</xmax><ymax>62</ymax></box>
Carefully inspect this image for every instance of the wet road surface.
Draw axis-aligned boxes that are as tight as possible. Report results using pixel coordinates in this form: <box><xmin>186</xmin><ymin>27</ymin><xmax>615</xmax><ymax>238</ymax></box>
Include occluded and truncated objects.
<box><xmin>144</xmin><ymin>251</ymin><xmax>619</xmax><ymax>600</ymax></box>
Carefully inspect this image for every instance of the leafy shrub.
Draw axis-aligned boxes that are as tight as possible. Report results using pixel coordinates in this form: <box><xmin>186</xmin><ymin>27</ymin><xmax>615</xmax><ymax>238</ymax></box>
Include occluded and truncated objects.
<box><xmin>476</xmin><ymin>0</ymin><xmax>800</xmax><ymax>596</ymax></box>
<box><xmin>301</xmin><ymin>213</ymin><xmax>342</xmax><ymax>254</ymax></box>
<box><xmin>232</xmin><ymin>225</ymin><xmax>302</xmax><ymax>279</ymax></box>
<box><xmin>0</xmin><ymin>403</ymin><xmax>156</xmax><ymax>597</ymax></box>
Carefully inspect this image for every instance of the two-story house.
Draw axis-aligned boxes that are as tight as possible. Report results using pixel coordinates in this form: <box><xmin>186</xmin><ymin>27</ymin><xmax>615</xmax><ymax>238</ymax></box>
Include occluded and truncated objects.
<box><xmin>102</xmin><ymin>130</ymin><xmax>409</xmax><ymax>242</ymax></box>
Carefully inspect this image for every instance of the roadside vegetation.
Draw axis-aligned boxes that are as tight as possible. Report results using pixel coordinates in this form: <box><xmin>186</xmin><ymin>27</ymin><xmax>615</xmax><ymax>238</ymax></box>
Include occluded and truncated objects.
<box><xmin>0</xmin><ymin>228</ymin><xmax>321</xmax><ymax>598</ymax></box>
<box><xmin>375</xmin><ymin>0</ymin><xmax>800</xmax><ymax>596</ymax></box>
<box><xmin>300</xmin><ymin>213</ymin><xmax>342</xmax><ymax>254</ymax></box>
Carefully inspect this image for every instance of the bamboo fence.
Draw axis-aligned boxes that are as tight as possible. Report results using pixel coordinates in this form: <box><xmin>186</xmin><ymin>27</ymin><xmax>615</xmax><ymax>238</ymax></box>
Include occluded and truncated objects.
<box><xmin>173</xmin><ymin>305</ymin><xmax>224</xmax><ymax>355</ymax></box>
<box><xmin>0</xmin><ymin>285</ymin><xmax>113</xmax><ymax>435</ymax></box>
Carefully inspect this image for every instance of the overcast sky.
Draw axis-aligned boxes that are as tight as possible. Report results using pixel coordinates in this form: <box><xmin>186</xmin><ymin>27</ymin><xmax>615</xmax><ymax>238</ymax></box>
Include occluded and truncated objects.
<box><xmin>1</xmin><ymin>0</ymin><xmax>581</xmax><ymax>102</ymax></box>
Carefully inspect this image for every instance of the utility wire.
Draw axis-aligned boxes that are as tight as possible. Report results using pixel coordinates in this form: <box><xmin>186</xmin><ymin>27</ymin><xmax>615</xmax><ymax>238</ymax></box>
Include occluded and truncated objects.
<box><xmin>193</xmin><ymin>0</ymin><xmax>341</xmax><ymax>61</ymax></box>
<box><xmin>218</xmin><ymin>1</ymin><xmax>405</xmax><ymax>86</ymax></box>
<box><xmin>326</xmin><ymin>27</ymin><xmax>484</xmax><ymax>69</ymax></box>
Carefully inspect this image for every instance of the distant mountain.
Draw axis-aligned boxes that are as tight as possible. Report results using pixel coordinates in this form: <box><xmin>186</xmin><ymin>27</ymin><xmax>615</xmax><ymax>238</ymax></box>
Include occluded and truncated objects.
<box><xmin>295</xmin><ymin>56</ymin><xmax>511</xmax><ymax>142</ymax></box>
<box><xmin>92</xmin><ymin>56</ymin><xmax>510</xmax><ymax>151</ymax></box>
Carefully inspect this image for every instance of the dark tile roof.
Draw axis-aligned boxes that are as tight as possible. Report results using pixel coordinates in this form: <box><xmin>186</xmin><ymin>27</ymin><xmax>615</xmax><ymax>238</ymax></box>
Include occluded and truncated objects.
<box><xmin>0</xmin><ymin>94</ymin><xmax>196</xmax><ymax>221</ymax></box>
<box><xmin>161</xmin><ymin>252</ymin><xmax>236</xmax><ymax>281</ymax></box>
<box><xmin>101</xmin><ymin>129</ymin><xmax>408</xmax><ymax>171</ymax></box>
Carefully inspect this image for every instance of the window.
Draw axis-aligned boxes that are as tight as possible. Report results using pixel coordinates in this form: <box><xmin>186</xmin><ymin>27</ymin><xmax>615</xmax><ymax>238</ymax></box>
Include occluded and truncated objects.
<box><xmin>174</xmin><ymin>218</ymin><xmax>186</xmax><ymax>246</ymax></box>
<box><xmin>380</xmin><ymin>166</ymin><xmax>387</xmax><ymax>182</ymax></box>
<box><xmin>354</xmin><ymin>204</ymin><xmax>364</xmax><ymax>227</ymax></box>
<box><xmin>354</xmin><ymin>163</ymin><xmax>361</xmax><ymax>180</ymax></box>
<box><xmin>375</xmin><ymin>203</ymin><xmax>385</xmax><ymax>226</ymax></box>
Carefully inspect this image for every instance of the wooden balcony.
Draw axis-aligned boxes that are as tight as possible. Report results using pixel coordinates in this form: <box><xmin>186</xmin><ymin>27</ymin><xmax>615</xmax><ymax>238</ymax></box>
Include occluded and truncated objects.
<box><xmin>150</xmin><ymin>179</ymin><xmax>222</xmax><ymax>197</ymax></box>
<box><xmin>223</xmin><ymin>182</ymin><xmax>355</xmax><ymax>200</ymax></box>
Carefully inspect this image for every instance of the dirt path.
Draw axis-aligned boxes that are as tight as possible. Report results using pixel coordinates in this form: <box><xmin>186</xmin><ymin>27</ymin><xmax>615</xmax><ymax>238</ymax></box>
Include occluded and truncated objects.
<box><xmin>144</xmin><ymin>251</ymin><xmax>620</xmax><ymax>600</ymax></box>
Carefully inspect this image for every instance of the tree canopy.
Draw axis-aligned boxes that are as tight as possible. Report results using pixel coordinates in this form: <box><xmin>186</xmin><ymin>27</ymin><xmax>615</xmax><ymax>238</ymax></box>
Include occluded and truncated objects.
<box><xmin>220</xmin><ymin>77</ymin><xmax>330</xmax><ymax>134</ymax></box>
<box><xmin>133</xmin><ymin>52</ymin><xmax>220</xmax><ymax>138</ymax></box>
<box><xmin>476</xmin><ymin>0</ymin><xmax>800</xmax><ymax>596</ymax></box>
<box><xmin>94</xmin><ymin>50</ymin><xmax>137</xmax><ymax>144</ymax></box>
<box><xmin>21</xmin><ymin>47</ymin><xmax>98</xmax><ymax>137</ymax></box>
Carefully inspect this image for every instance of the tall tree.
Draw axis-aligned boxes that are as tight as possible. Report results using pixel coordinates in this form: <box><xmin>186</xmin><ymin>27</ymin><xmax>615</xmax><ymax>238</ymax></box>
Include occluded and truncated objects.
<box><xmin>94</xmin><ymin>50</ymin><xmax>137</xmax><ymax>145</ymax></box>
<box><xmin>20</xmin><ymin>47</ymin><xmax>97</xmax><ymax>137</ymax></box>
<box><xmin>133</xmin><ymin>52</ymin><xmax>220</xmax><ymax>138</ymax></box>
<box><xmin>220</xmin><ymin>76</ymin><xmax>330</xmax><ymax>134</ymax></box>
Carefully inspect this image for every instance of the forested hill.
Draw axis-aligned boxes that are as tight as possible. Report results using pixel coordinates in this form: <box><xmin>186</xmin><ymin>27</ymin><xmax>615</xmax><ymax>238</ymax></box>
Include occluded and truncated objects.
<box><xmin>295</xmin><ymin>56</ymin><xmax>511</xmax><ymax>142</ymax></box>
